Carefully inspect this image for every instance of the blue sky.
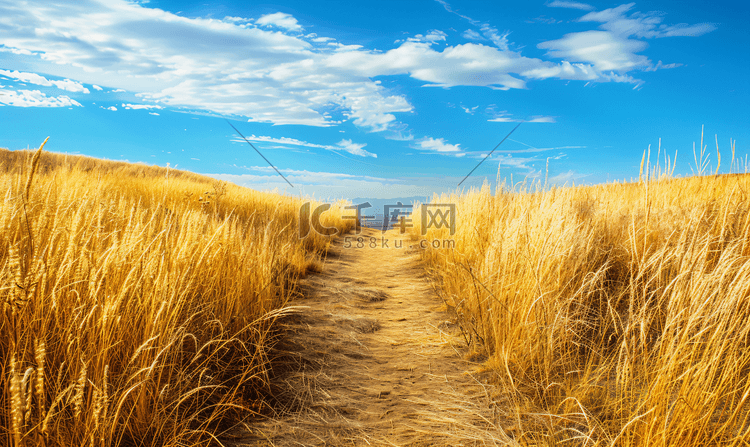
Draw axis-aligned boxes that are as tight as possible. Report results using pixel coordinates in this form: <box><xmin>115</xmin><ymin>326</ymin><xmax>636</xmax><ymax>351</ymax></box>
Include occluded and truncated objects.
<box><xmin>0</xmin><ymin>0</ymin><xmax>747</xmax><ymax>200</ymax></box>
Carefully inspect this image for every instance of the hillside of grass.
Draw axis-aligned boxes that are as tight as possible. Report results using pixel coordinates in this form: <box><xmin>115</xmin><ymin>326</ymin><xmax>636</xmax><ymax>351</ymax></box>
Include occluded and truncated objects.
<box><xmin>0</xmin><ymin>141</ymin><xmax>353</xmax><ymax>446</ymax></box>
<box><xmin>414</xmin><ymin>171</ymin><xmax>750</xmax><ymax>445</ymax></box>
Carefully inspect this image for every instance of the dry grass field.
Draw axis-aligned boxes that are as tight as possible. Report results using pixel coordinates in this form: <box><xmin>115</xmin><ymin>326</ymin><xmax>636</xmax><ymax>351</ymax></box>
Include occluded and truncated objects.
<box><xmin>0</xmin><ymin>141</ymin><xmax>352</xmax><ymax>446</ymax></box>
<box><xmin>4</xmin><ymin>134</ymin><xmax>749</xmax><ymax>447</ymax></box>
<box><xmin>413</xmin><ymin>151</ymin><xmax>750</xmax><ymax>445</ymax></box>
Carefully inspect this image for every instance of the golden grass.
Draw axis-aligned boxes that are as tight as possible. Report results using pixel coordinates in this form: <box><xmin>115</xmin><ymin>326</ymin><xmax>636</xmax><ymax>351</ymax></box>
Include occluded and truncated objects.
<box><xmin>414</xmin><ymin>155</ymin><xmax>750</xmax><ymax>445</ymax></box>
<box><xmin>0</xmin><ymin>142</ymin><xmax>353</xmax><ymax>446</ymax></box>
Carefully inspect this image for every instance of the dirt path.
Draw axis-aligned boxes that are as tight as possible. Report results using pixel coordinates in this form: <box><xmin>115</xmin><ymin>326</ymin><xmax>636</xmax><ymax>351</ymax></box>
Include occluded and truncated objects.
<box><xmin>239</xmin><ymin>228</ymin><xmax>512</xmax><ymax>446</ymax></box>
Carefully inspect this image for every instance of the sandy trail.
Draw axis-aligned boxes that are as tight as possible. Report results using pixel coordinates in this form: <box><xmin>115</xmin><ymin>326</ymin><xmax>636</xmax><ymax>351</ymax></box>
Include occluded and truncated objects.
<box><xmin>239</xmin><ymin>228</ymin><xmax>511</xmax><ymax>446</ymax></box>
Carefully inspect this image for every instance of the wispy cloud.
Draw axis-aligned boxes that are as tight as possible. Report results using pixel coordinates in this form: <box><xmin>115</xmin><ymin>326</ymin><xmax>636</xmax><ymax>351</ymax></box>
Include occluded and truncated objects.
<box><xmin>335</xmin><ymin>139</ymin><xmax>374</xmax><ymax>157</ymax></box>
<box><xmin>642</xmin><ymin>60</ymin><xmax>683</xmax><ymax>72</ymax></box>
<box><xmin>487</xmin><ymin>110</ymin><xmax>556</xmax><ymax>123</ymax></box>
<box><xmin>461</xmin><ymin>29</ymin><xmax>483</xmax><ymax>41</ymax></box>
<box><xmin>506</xmin><ymin>139</ymin><xmax>585</xmax><ymax>153</ymax></box>
<box><xmin>0</xmin><ymin>89</ymin><xmax>82</xmax><ymax>107</ymax></box>
<box><xmin>538</xmin><ymin>3</ymin><xmax>715</xmax><ymax>79</ymax></box>
<box><xmin>527</xmin><ymin>16</ymin><xmax>562</xmax><ymax>25</ymax></box>
<box><xmin>434</xmin><ymin>0</ymin><xmax>512</xmax><ymax>50</ymax></box>
<box><xmin>122</xmin><ymin>103</ymin><xmax>163</xmax><ymax>110</ymax></box>
<box><xmin>546</xmin><ymin>1</ymin><xmax>594</xmax><ymax>11</ymax></box>
<box><xmin>231</xmin><ymin>134</ymin><xmax>376</xmax><ymax>158</ymax></box>
<box><xmin>0</xmin><ymin>69</ymin><xmax>90</xmax><ymax>93</ymax></box>
<box><xmin>578</xmin><ymin>4</ymin><xmax>716</xmax><ymax>38</ymax></box>
<box><xmin>489</xmin><ymin>154</ymin><xmax>539</xmax><ymax>173</ymax></box>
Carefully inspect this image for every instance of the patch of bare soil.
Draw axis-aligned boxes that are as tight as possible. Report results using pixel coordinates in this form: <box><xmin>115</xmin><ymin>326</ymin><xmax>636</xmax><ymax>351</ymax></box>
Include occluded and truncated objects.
<box><xmin>236</xmin><ymin>228</ymin><xmax>513</xmax><ymax>446</ymax></box>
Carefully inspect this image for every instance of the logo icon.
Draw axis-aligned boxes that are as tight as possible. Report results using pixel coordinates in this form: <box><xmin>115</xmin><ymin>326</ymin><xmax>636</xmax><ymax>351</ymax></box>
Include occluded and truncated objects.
<box><xmin>421</xmin><ymin>203</ymin><xmax>456</xmax><ymax>235</ymax></box>
<box><xmin>299</xmin><ymin>201</ymin><xmax>457</xmax><ymax>238</ymax></box>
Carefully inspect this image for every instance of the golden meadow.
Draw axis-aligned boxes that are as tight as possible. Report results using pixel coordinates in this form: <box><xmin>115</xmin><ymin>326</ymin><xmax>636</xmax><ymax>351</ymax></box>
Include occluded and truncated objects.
<box><xmin>414</xmin><ymin>138</ymin><xmax>750</xmax><ymax>445</ymax></box>
<box><xmin>3</xmin><ymin>131</ymin><xmax>749</xmax><ymax>446</ymax></box>
<box><xmin>0</xmin><ymin>141</ymin><xmax>352</xmax><ymax>446</ymax></box>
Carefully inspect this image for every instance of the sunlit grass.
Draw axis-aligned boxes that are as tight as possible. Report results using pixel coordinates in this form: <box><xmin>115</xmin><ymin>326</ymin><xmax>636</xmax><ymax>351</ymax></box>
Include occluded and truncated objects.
<box><xmin>414</xmin><ymin>135</ymin><xmax>750</xmax><ymax>445</ymax></box>
<box><xmin>0</xmin><ymin>142</ymin><xmax>353</xmax><ymax>446</ymax></box>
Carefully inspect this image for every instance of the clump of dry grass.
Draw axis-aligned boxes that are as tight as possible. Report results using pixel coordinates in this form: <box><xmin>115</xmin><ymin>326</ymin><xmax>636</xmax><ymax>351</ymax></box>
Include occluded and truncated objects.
<box><xmin>0</xmin><ymin>143</ymin><xmax>353</xmax><ymax>446</ymax></box>
<box><xmin>414</xmin><ymin>135</ymin><xmax>750</xmax><ymax>445</ymax></box>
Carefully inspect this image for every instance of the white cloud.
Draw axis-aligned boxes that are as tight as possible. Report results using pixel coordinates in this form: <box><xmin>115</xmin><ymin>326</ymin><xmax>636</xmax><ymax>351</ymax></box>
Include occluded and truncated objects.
<box><xmin>462</xmin><ymin>29</ymin><xmax>483</xmax><ymax>41</ymax></box>
<box><xmin>232</xmin><ymin>134</ymin><xmax>376</xmax><ymax>158</ymax></box>
<box><xmin>433</xmin><ymin>0</ymin><xmax>513</xmax><ymax>51</ymax></box>
<box><xmin>0</xmin><ymin>69</ymin><xmax>89</xmax><ymax>93</ymax></box>
<box><xmin>384</xmin><ymin>127</ymin><xmax>414</xmax><ymax>142</ymax></box>
<box><xmin>0</xmin><ymin>46</ymin><xmax>37</xmax><ymax>56</ymax></box>
<box><xmin>223</xmin><ymin>16</ymin><xmax>252</xmax><ymax>24</ymax></box>
<box><xmin>325</xmin><ymin>41</ymin><xmax>535</xmax><ymax>90</ymax></box>
<box><xmin>0</xmin><ymin>0</ymin><xmax>414</xmax><ymax>130</ymax></box>
<box><xmin>256</xmin><ymin>12</ymin><xmax>302</xmax><ymax>32</ymax></box>
<box><xmin>642</xmin><ymin>60</ymin><xmax>683</xmax><ymax>72</ymax></box>
<box><xmin>493</xmin><ymin>154</ymin><xmax>539</xmax><ymax>172</ymax></box>
<box><xmin>520</xmin><ymin>60</ymin><xmax>599</xmax><ymax>80</ymax></box>
<box><xmin>547</xmin><ymin>1</ymin><xmax>594</xmax><ymax>11</ymax></box>
<box><xmin>434</xmin><ymin>0</ymin><xmax>474</xmax><ymax>23</ymax></box>
<box><xmin>100</xmin><ymin>105</ymin><xmax>117</xmax><ymax>111</ymax></box>
<box><xmin>461</xmin><ymin>105</ymin><xmax>478</xmax><ymax>114</ymax></box>
<box><xmin>409</xmin><ymin>30</ymin><xmax>447</xmax><ymax>43</ymax></box>
<box><xmin>336</xmin><ymin>139</ymin><xmax>375</xmax><ymax>158</ymax></box>
<box><xmin>424</xmin><ymin>30</ymin><xmax>447</xmax><ymax>42</ymax></box>
<box><xmin>417</xmin><ymin>137</ymin><xmax>462</xmax><ymax>154</ymax></box>
<box><xmin>578</xmin><ymin>4</ymin><xmax>716</xmax><ymax>38</ymax></box>
<box><xmin>111</xmin><ymin>89</ymin><xmax>126</xmax><ymax>93</ymax></box>
<box><xmin>539</xmin><ymin>30</ymin><xmax>649</xmax><ymax>72</ymax></box>
<box><xmin>527</xmin><ymin>115</ymin><xmax>556</xmax><ymax>123</ymax></box>
<box><xmin>122</xmin><ymin>103</ymin><xmax>163</xmax><ymax>110</ymax></box>
<box><xmin>528</xmin><ymin>16</ymin><xmax>562</xmax><ymax>25</ymax></box>
<box><xmin>488</xmin><ymin>111</ymin><xmax>556</xmax><ymax>123</ymax></box>
<box><xmin>148</xmin><ymin>112</ymin><xmax>159</xmax><ymax>115</ymax></box>
<box><xmin>0</xmin><ymin>0</ymin><xmax>712</xmax><ymax>128</ymax></box>
<box><xmin>480</xmin><ymin>25</ymin><xmax>511</xmax><ymax>51</ymax></box>
<box><xmin>92</xmin><ymin>84</ymin><xmax>103</xmax><ymax>91</ymax></box>
<box><xmin>0</xmin><ymin>88</ymin><xmax>82</xmax><ymax>107</ymax></box>
<box><xmin>537</xmin><ymin>3</ymin><xmax>715</xmax><ymax>77</ymax></box>
<box><xmin>487</xmin><ymin>115</ymin><xmax>515</xmax><ymax>123</ymax></box>
<box><xmin>505</xmin><ymin>140</ymin><xmax>586</xmax><ymax>153</ymax></box>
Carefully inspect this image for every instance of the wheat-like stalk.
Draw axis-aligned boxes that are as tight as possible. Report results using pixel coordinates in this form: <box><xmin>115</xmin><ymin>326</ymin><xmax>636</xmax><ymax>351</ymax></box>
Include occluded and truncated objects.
<box><xmin>21</xmin><ymin>366</ymin><xmax>35</xmax><ymax>425</ymax></box>
<box><xmin>415</xmin><ymin>132</ymin><xmax>750</xmax><ymax>445</ymax></box>
<box><xmin>35</xmin><ymin>338</ymin><xmax>46</xmax><ymax>424</ymax></box>
<box><xmin>0</xmin><ymin>145</ymin><xmax>353</xmax><ymax>445</ymax></box>
<box><xmin>9</xmin><ymin>353</ymin><xmax>23</xmax><ymax>446</ymax></box>
<box><xmin>24</xmin><ymin>137</ymin><xmax>49</xmax><ymax>201</ymax></box>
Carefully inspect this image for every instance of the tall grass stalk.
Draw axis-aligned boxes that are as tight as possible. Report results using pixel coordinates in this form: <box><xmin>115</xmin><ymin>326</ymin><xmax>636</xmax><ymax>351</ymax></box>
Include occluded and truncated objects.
<box><xmin>414</xmin><ymin>140</ymin><xmax>750</xmax><ymax>445</ymax></box>
<box><xmin>1</xmin><ymin>145</ymin><xmax>352</xmax><ymax>446</ymax></box>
